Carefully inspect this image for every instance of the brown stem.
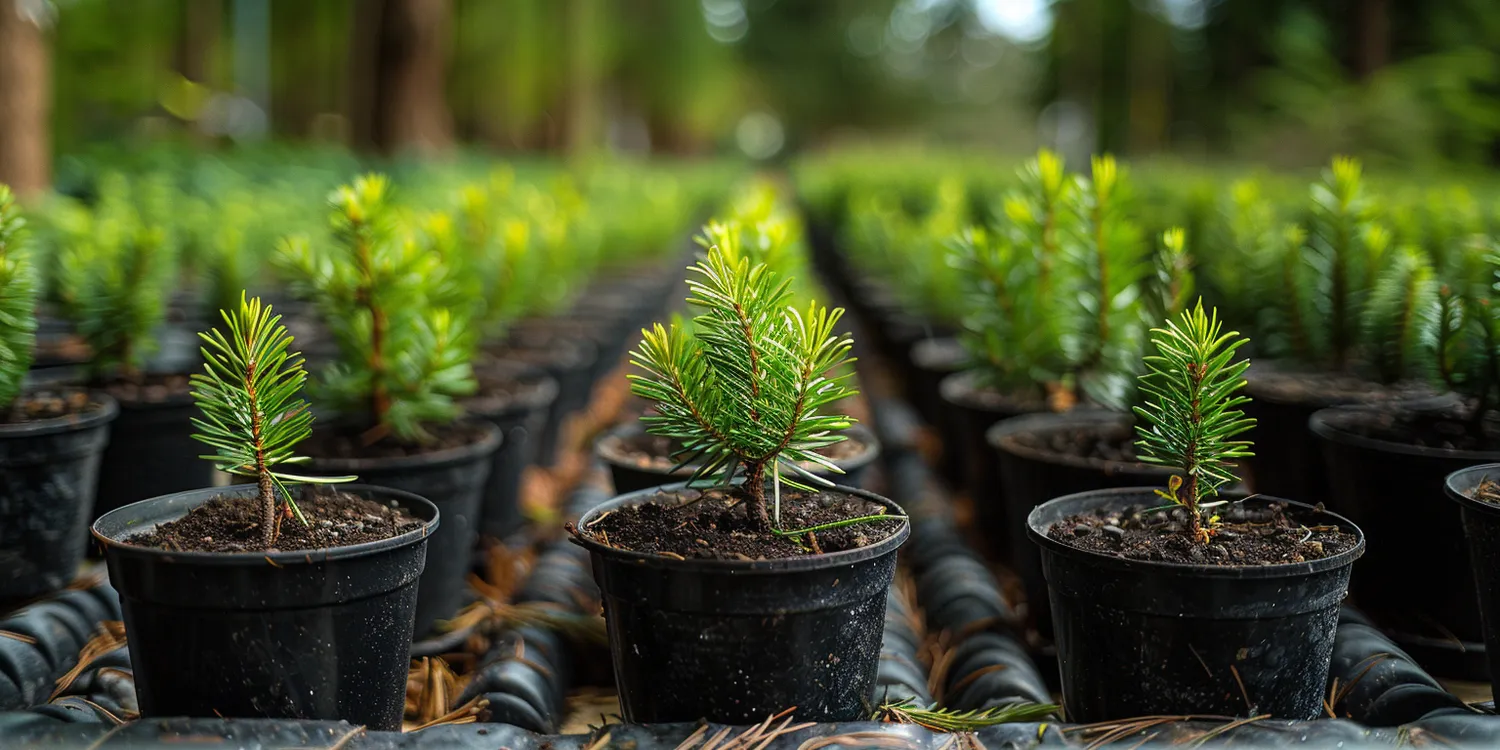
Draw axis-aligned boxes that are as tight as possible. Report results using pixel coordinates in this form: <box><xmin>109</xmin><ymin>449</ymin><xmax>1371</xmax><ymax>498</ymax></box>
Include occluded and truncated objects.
<box><xmin>243</xmin><ymin>330</ymin><xmax>278</xmax><ymax>548</ymax></box>
<box><xmin>354</xmin><ymin>225</ymin><xmax>391</xmax><ymax>434</ymax></box>
<box><xmin>743</xmin><ymin>460</ymin><xmax>770</xmax><ymax>530</ymax></box>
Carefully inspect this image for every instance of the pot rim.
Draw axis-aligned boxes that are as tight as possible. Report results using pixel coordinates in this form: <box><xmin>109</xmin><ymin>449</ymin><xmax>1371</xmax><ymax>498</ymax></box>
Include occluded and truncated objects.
<box><xmin>937</xmin><ymin>370</ymin><xmax>1045</xmax><ymax>414</ymax></box>
<box><xmin>1444</xmin><ymin>464</ymin><xmax>1500</xmax><ymax>519</ymax></box>
<box><xmin>304</xmin><ymin>417</ymin><xmax>503</xmax><ymax>471</ymax></box>
<box><xmin>987</xmin><ymin>408</ymin><xmax>1172</xmax><ymax>476</ymax></box>
<box><xmin>0</xmin><ymin>390</ymin><xmax>119</xmax><ymax>438</ymax></box>
<box><xmin>1310</xmin><ymin>405</ymin><xmax>1500</xmax><ymax>461</ymax></box>
<box><xmin>594</xmin><ymin>421</ymin><xmax>881</xmax><ymax>478</ymax></box>
<box><xmin>909</xmin><ymin>336</ymin><xmax>968</xmax><ymax>371</ymax></box>
<box><xmin>1026</xmin><ymin>487</ymin><xmax>1365</xmax><ymax>579</ymax></box>
<box><xmin>91</xmin><ymin>483</ymin><xmax>440</xmax><ymax>566</ymax></box>
<box><xmin>570</xmin><ymin>481</ymin><xmax>910</xmax><ymax>574</ymax></box>
<box><xmin>466</xmin><ymin>366</ymin><xmax>560</xmax><ymax>418</ymax></box>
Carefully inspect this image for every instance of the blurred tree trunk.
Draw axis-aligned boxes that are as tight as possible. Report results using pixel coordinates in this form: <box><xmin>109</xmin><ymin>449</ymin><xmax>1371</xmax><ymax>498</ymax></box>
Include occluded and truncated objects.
<box><xmin>0</xmin><ymin>0</ymin><xmax>51</xmax><ymax>199</ymax></box>
<box><xmin>563</xmin><ymin>0</ymin><xmax>602</xmax><ymax>156</ymax></box>
<box><xmin>1355</xmin><ymin>0</ymin><xmax>1390</xmax><ymax>79</ymax></box>
<box><xmin>176</xmin><ymin>0</ymin><xmax>221</xmax><ymax>84</ymax></box>
<box><xmin>349</xmin><ymin>0</ymin><xmax>454</xmax><ymax>154</ymax></box>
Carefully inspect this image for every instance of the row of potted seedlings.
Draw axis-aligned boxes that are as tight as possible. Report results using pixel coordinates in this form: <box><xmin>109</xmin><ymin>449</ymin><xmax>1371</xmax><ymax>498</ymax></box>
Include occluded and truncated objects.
<box><xmin>0</xmin><ymin>164</ymin><xmax>696</xmax><ymax>731</ymax></box>
<box><xmin>806</xmin><ymin>151</ymin><xmax>1500</xmax><ymax>720</ymax></box>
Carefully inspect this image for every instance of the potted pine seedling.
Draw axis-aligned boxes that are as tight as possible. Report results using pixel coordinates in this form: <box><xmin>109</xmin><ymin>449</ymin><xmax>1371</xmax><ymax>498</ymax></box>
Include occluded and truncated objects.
<box><xmin>92</xmin><ymin>294</ymin><xmax>437</xmax><ymax>730</ymax></box>
<box><xmin>426</xmin><ymin>186</ymin><xmax>559</xmax><ymax>540</ymax></box>
<box><xmin>1234</xmin><ymin>158</ymin><xmax>1442</xmax><ymax>505</ymax></box>
<box><xmin>1027</xmin><ymin>301</ymin><xmax>1364</xmax><ymax>721</ymax></box>
<box><xmin>597</xmin><ymin>216</ymin><xmax>881</xmax><ymax>494</ymax></box>
<box><xmin>1315</xmin><ymin>243</ymin><xmax>1500</xmax><ymax>679</ymax></box>
<box><xmin>984</xmin><ymin>222</ymin><xmax>1192</xmax><ymax>636</ymax></box>
<box><xmin>0</xmin><ymin>186</ymin><xmax>118</xmax><ymax>599</ymax></box>
<box><xmin>277</xmin><ymin>175</ymin><xmax>500</xmax><ymax>635</ymax></box>
<box><xmin>569</xmin><ymin>246</ymin><xmax>910</xmax><ymax>724</ymax></box>
<box><xmin>52</xmin><ymin>178</ymin><xmax>210</xmax><ymax>517</ymax></box>
<box><xmin>939</xmin><ymin>150</ymin><xmax>1075</xmax><ymax>518</ymax></box>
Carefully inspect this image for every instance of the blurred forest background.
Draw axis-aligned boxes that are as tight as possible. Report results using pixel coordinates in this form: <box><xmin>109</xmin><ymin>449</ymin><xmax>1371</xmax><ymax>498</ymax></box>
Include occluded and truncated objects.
<box><xmin>1</xmin><ymin>0</ymin><xmax>1498</xmax><ymax>198</ymax></box>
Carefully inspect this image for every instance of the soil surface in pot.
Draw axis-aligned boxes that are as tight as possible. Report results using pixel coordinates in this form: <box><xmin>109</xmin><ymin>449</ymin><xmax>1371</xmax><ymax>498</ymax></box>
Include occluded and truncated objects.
<box><xmin>1468</xmin><ymin>478</ymin><xmax>1500</xmax><ymax>506</ymax></box>
<box><xmin>1328</xmin><ymin>405</ymin><xmax>1500</xmax><ymax>452</ymax></box>
<box><xmin>464</xmin><ymin>366</ymin><xmax>551</xmax><ymax>413</ymax></box>
<box><xmin>950</xmin><ymin>378</ymin><xmax>1050</xmax><ymax>412</ymax></box>
<box><xmin>0</xmin><ymin>388</ymin><xmax>100</xmax><ymax>423</ymax></box>
<box><xmin>580</xmin><ymin>488</ymin><xmax>903</xmax><ymax>561</ymax></box>
<box><xmin>1047</xmin><ymin>502</ymin><xmax>1358</xmax><ymax>565</ymax></box>
<box><xmin>124</xmin><ymin>486</ymin><xmax>423</xmax><ymax>553</ymax></box>
<box><xmin>302</xmin><ymin>421</ymin><xmax>489</xmax><ymax>459</ymax></box>
<box><xmin>603</xmin><ymin>431</ymin><xmax>866</xmax><ymax>473</ymax></box>
<box><xmin>1010</xmin><ymin>425</ymin><xmax>1140</xmax><ymax>463</ymax></box>
<box><xmin>1247</xmin><ymin>368</ymin><xmax>1430</xmax><ymax>403</ymax></box>
<box><xmin>99</xmin><ymin>373</ymin><xmax>192</xmax><ymax>404</ymax></box>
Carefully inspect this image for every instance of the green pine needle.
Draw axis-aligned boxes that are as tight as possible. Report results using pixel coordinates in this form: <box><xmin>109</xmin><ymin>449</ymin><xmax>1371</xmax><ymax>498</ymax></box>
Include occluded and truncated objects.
<box><xmin>191</xmin><ymin>293</ymin><xmax>354</xmax><ymax>549</ymax></box>
<box><xmin>0</xmin><ymin>185</ymin><xmax>38</xmax><ymax>411</ymax></box>
<box><xmin>628</xmin><ymin>242</ymin><xmax>859</xmax><ymax>530</ymax></box>
<box><xmin>1132</xmin><ymin>300</ymin><xmax>1256</xmax><ymax>541</ymax></box>
<box><xmin>874</xmin><ymin>699</ymin><xmax>1059</xmax><ymax>732</ymax></box>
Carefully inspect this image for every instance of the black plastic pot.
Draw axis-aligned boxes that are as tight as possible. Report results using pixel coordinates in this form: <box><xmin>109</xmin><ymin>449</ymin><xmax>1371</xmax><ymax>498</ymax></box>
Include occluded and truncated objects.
<box><xmin>572</xmin><ymin>482</ymin><xmax>910</xmax><ymax>724</ymax></box>
<box><xmin>595</xmin><ymin>422</ymin><xmax>881</xmax><ymax>495</ymax></box>
<box><xmin>490</xmin><ymin>335</ymin><xmax>598</xmax><ymax>467</ymax></box>
<box><xmin>1447</xmin><ymin>464</ymin><xmax>1500</xmax><ymax>686</ymax></box>
<box><xmin>466</xmin><ymin>365</ymin><xmax>559</xmax><ymax>540</ymax></box>
<box><xmin>989</xmin><ymin>410</ymin><xmax>1174</xmax><ymax>635</ymax></box>
<box><xmin>302</xmin><ymin>420</ymin><xmax>500</xmax><ymax>635</ymax></box>
<box><xmin>1241</xmin><ymin>364</ymin><xmax>1444</xmax><ymax>506</ymax></box>
<box><xmin>1027</xmin><ymin>488</ymin><xmax>1364</xmax><ymax>722</ymax></box>
<box><xmin>0</xmin><ymin>394</ymin><xmax>117</xmax><ymax>599</ymax></box>
<box><xmin>92</xmin><ymin>389</ymin><xmax>216</xmax><ymax>520</ymax></box>
<box><xmin>938</xmin><ymin>371</ymin><xmax>1043</xmax><ymax>550</ymax></box>
<box><xmin>91</xmin><ymin>484</ymin><xmax>439</xmax><ymax>731</ymax></box>
<box><xmin>1311</xmin><ymin>406</ymin><xmax>1491</xmax><ymax>680</ymax></box>
<box><xmin>906</xmin><ymin>339</ymin><xmax>966</xmax><ymax>480</ymax></box>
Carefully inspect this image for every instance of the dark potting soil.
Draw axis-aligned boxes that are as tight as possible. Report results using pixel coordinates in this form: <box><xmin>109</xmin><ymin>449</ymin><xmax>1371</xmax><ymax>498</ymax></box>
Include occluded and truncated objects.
<box><xmin>1010</xmin><ymin>425</ymin><xmax>1141</xmax><ymax>464</ymax></box>
<box><xmin>301</xmin><ymin>421</ymin><xmax>489</xmax><ymax>460</ymax></box>
<box><xmin>1468</xmin><ymin>478</ymin><xmax>1500</xmax><ymax>507</ymax></box>
<box><xmin>602</xmin><ymin>430</ymin><xmax>866</xmax><ymax>473</ymax></box>
<box><xmin>1245</xmin><ymin>366</ymin><xmax>1432</xmax><ymax>404</ymax></box>
<box><xmin>579</xmin><ymin>488</ymin><xmax>903</xmax><ymax>561</ymax></box>
<box><xmin>0</xmin><ymin>388</ymin><xmax>101</xmax><ymax>424</ymax></box>
<box><xmin>125</xmin><ymin>486</ymin><xmax>423</xmax><ymax>553</ymax></box>
<box><xmin>1047</xmin><ymin>502</ymin><xmax>1357</xmax><ymax>566</ymax></box>
<box><xmin>1328</xmin><ymin>405</ymin><xmax>1500</xmax><ymax>453</ymax></box>
<box><xmin>100</xmin><ymin>373</ymin><xmax>191</xmax><ymax>404</ymax></box>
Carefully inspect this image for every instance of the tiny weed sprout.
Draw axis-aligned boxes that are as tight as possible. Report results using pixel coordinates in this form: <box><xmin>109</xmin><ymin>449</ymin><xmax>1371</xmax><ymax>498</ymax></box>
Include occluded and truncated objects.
<box><xmin>628</xmin><ymin>245</ymin><xmax>859</xmax><ymax>531</ymax></box>
<box><xmin>1133</xmin><ymin>301</ymin><xmax>1257</xmax><ymax>544</ymax></box>
<box><xmin>0</xmin><ymin>185</ymin><xmax>38</xmax><ymax>410</ymax></box>
<box><xmin>190</xmin><ymin>294</ymin><xmax>354</xmax><ymax>548</ymax></box>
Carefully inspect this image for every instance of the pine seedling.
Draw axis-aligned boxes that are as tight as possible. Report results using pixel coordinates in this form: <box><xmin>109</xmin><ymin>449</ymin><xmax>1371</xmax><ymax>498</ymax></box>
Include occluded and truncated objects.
<box><xmin>1362</xmin><ymin>246</ymin><xmax>1439</xmax><ymax>384</ymax></box>
<box><xmin>1133</xmin><ymin>301</ymin><xmax>1256</xmax><ymax>544</ymax></box>
<box><xmin>277</xmin><ymin>174</ymin><xmax>477</xmax><ymax>444</ymax></box>
<box><xmin>0</xmin><ymin>186</ymin><xmax>38</xmax><ymax>410</ymax></box>
<box><xmin>1062</xmin><ymin>154</ymin><xmax>1151</xmax><ymax>407</ymax></box>
<box><xmin>628</xmin><ymin>246</ymin><xmax>858</xmax><ymax>530</ymax></box>
<box><xmin>53</xmin><ymin>175</ymin><xmax>179</xmax><ymax>382</ymax></box>
<box><xmin>190</xmin><ymin>294</ymin><xmax>353</xmax><ymax>549</ymax></box>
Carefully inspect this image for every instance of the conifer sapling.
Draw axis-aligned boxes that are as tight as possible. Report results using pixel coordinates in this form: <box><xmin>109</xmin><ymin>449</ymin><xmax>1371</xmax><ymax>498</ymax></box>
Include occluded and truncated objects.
<box><xmin>0</xmin><ymin>186</ymin><xmax>38</xmax><ymax>410</ymax></box>
<box><xmin>191</xmin><ymin>294</ymin><xmax>353</xmax><ymax>549</ymax></box>
<box><xmin>629</xmin><ymin>246</ymin><xmax>858</xmax><ymax>530</ymax></box>
<box><xmin>1133</xmin><ymin>301</ymin><xmax>1257</xmax><ymax>544</ymax></box>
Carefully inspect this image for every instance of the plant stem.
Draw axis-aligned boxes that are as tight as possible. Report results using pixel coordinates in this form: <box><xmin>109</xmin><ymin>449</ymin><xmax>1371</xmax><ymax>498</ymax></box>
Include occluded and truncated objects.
<box><xmin>353</xmin><ymin>226</ymin><xmax>391</xmax><ymax>434</ymax></box>
<box><xmin>1184</xmin><ymin>360</ymin><xmax>1206</xmax><ymax>544</ymax></box>
<box><xmin>743</xmin><ymin>459</ymin><xmax>770</xmax><ymax>529</ymax></box>
<box><xmin>241</xmin><ymin>326</ymin><xmax>279</xmax><ymax>548</ymax></box>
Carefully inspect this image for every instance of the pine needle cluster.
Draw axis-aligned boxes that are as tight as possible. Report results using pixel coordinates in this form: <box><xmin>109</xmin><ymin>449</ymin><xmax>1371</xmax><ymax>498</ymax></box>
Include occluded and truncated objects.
<box><xmin>1133</xmin><ymin>301</ymin><xmax>1256</xmax><ymax>543</ymax></box>
<box><xmin>948</xmin><ymin>150</ymin><xmax>1191</xmax><ymax>409</ymax></box>
<box><xmin>191</xmin><ymin>294</ymin><xmax>353</xmax><ymax>548</ymax></box>
<box><xmin>0</xmin><ymin>186</ymin><xmax>38</xmax><ymax>410</ymax></box>
<box><xmin>52</xmin><ymin>173</ymin><xmax>180</xmax><ymax>382</ymax></box>
<box><xmin>629</xmin><ymin>246</ymin><xmax>858</xmax><ymax>530</ymax></box>
<box><xmin>277</xmin><ymin>174</ymin><xmax>476</xmax><ymax>444</ymax></box>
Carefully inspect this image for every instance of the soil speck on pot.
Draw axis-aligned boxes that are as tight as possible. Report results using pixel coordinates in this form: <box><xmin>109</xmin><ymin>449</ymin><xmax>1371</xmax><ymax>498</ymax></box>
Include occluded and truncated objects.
<box><xmin>582</xmin><ymin>488</ymin><xmax>902</xmax><ymax>560</ymax></box>
<box><xmin>1047</xmin><ymin>502</ymin><xmax>1357</xmax><ymax>565</ymax></box>
<box><xmin>126</xmin><ymin>486</ymin><xmax>422</xmax><ymax>553</ymax></box>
